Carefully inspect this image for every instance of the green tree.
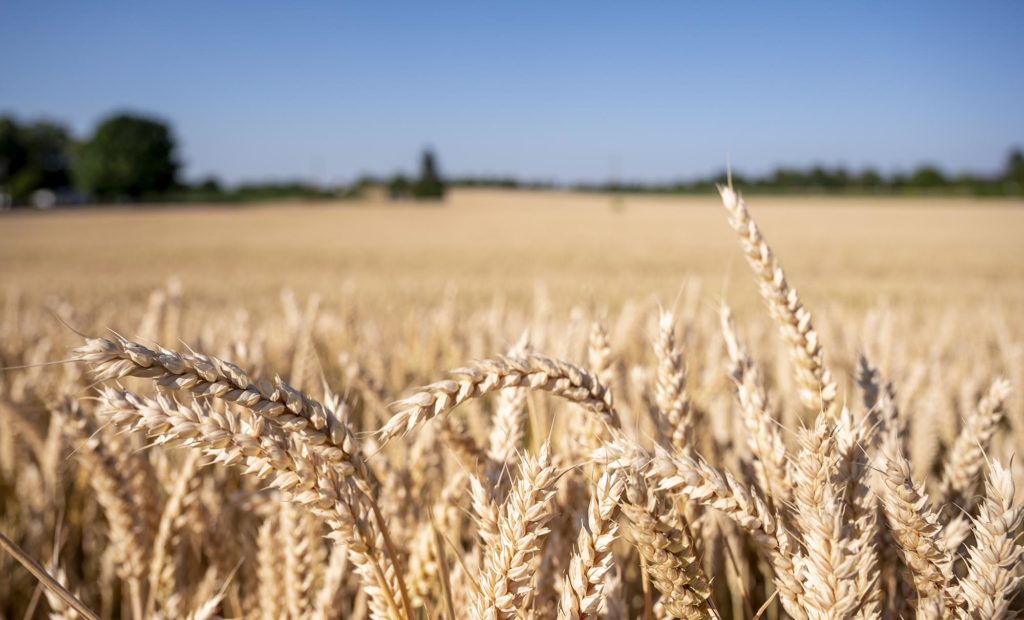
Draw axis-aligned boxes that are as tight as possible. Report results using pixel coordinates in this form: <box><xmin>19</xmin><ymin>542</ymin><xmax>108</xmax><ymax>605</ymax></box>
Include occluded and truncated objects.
<box><xmin>0</xmin><ymin>117</ymin><xmax>74</xmax><ymax>203</ymax></box>
<box><xmin>75</xmin><ymin>113</ymin><xmax>179</xmax><ymax>200</ymax></box>
<box><xmin>1005</xmin><ymin>148</ymin><xmax>1024</xmax><ymax>187</ymax></box>
<box><xmin>413</xmin><ymin>149</ymin><xmax>445</xmax><ymax>199</ymax></box>
<box><xmin>909</xmin><ymin>165</ymin><xmax>947</xmax><ymax>188</ymax></box>
<box><xmin>0</xmin><ymin>117</ymin><xmax>28</xmax><ymax>200</ymax></box>
<box><xmin>19</xmin><ymin>122</ymin><xmax>73</xmax><ymax>193</ymax></box>
<box><xmin>858</xmin><ymin>168</ymin><xmax>883</xmax><ymax>189</ymax></box>
<box><xmin>388</xmin><ymin>173</ymin><xmax>411</xmax><ymax>198</ymax></box>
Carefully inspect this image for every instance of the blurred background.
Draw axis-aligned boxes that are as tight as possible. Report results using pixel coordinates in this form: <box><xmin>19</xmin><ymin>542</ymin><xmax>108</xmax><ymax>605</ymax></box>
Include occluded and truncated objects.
<box><xmin>1</xmin><ymin>1</ymin><xmax>1022</xmax><ymax>316</ymax></box>
<box><xmin>1</xmin><ymin>1</ymin><xmax>1023</xmax><ymax>207</ymax></box>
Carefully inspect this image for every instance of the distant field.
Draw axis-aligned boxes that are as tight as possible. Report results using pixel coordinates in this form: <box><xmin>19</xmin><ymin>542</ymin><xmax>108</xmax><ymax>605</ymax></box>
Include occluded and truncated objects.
<box><xmin>2</xmin><ymin>188</ymin><xmax>1022</xmax><ymax>317</ymax></box>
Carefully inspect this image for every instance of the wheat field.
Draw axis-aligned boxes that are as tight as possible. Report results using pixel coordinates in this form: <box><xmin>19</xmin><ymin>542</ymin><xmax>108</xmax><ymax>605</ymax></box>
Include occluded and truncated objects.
<box><xmin>1</xmin><ymin>188</ymin><xmax>1023</xmax><ymax>619</ymax></box>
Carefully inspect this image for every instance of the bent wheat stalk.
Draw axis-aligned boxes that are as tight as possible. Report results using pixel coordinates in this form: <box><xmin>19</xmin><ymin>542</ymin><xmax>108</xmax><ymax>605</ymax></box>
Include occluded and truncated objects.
<box><xmin>93</xmin><ymin>386</ymin><xmax>411</xmax><ymax>620</ymax></box>
<box><xmin>75</xmin><ymin>334</ymin><xmax>355</xmax><ymax>462</ymax></box>
<box><xmin>380</xmin><ymin>353</ymin><xmax>619</xmax><ymax>445</ymax></box>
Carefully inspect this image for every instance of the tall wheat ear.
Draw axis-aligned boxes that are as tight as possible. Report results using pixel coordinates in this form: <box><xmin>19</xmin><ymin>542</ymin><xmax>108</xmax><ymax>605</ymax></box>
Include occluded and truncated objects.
<box><xmin>717</xmin><ymin>184</ymin><xmax>837</xmax><ymax>417</ymax></box>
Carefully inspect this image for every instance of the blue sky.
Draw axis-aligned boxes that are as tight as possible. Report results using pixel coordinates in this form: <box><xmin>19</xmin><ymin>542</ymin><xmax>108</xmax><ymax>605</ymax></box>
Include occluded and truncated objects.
<box><xmin>2</xmin><ymin>2</ymin><xmax>1022</xmax><ymax>185</ymax></box>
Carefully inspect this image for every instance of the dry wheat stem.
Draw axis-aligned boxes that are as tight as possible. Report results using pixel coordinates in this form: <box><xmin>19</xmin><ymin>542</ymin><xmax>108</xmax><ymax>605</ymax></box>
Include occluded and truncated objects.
<box><xmin>0</xmin><ymin>532</ymin><xmax>100</xmax><ymax>620</ymax></box>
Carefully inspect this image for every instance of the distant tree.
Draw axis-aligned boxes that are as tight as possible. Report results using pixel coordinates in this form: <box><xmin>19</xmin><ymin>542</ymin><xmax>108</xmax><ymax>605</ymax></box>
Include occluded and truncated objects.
<box><xmin>858</xmin><ymin>168</ymin><xmax>883</xmax><ymax>189</ymax></box>
<box><xmin>195</xmin><ymin>176</ymin><xmax>223</xmax><ymax>193</ymax></box>
<box><xmin>388</xmin><ymin>173</ymin><xmax>411</xmax><ymax>199</ymax></box>
<box><xmin>75</xmin><ymin>113</ymin><xmax>179</xmax><ymax>200</ymax></box>
<box><xmin>20</xmin><ymin>122</ymin><xmax>73</xmax><ymax>192</ymax></box>
<box><xmin>0</xmin><ymin>117</ymin><xmax>28</xmax><ymax>199</ymax></box>
<box><xmin>909</xmin><ymin>165</ymin><xmax>947</xmax><ymax>188</ymax></box>
<box><xmin>413</xmin><ymin>149</ymin><xmax>445</xmax><ymax>199</ymax></box>
<box><xmin>1005</xmin><ymin>148</ymin><xmax>1024</xmax><ymax>186</ymax></box>
<box><xmin>0</xmin><ymin>117</ymin><xmax>73</xmax><ymax>204</ymax></box>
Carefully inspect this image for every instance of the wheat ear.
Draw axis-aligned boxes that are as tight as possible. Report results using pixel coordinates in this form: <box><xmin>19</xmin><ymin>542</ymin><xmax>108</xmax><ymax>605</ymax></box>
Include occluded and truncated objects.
<box><xmin>879</xmin><ymin>454</ymin><xmax>956</xmax><ymax>615</ymax></box>
<box><xmin>649</xmin><ymin>447</ymin><xmax>806</xmax><ymax>619</ymax></box>
<box><xmin>256</xmin><ymin>515</ymin><xmax>284</xmax><ymax>620</ymax></box>
<box><xmin>56</xmin><ymin>399</ymin><xmax>150</xmax><ymax>618</ymax></box>
<box><xmin>473</xmin><ymin>444</ymin><xmax>559</xmax><ymax>619</ymax></box>
<box><xmin>719</xmin><ymin>304</ymin><xmax>792</xmax><ymax>509</ymax></box>
<box><xmin>938</xmin><ymin>378</ymin><xmax>1012</xmax><ymax>510</ymax></box>
<box><xmin>75</xmin><ymin>335</ymin><xmax>354</xmax><ymax>461</ymax></box>
<box><xmin>147</xmin><ymin>450</ymin><xmax>203</xmax><ymax>616</ymax></box>
<box><xmin>653</xmin><ymin>311</ymin><xmax>693</xmax><ymax>454</ymax></box>
<box><xmin>557</xmin><ymin>471</ymin><xmax>625</xmax><ymax>620</ymax></box>
<box><xmin>95</xmin><ymin>388</ymin><xmax>409</xmax><ymax>620</ymax></box>
<box><xmin>487</xmin><ymin>333</ymin><xmax>532</xmax><ymax>471</ymax></box>
<box><xmin>790</xmin><ymin>417</ymin><xmax>864</xmax><ymax>617</ymax></box>
<box><xmin>620</xmin><ymin>472</ymin><xmax>715</xmax><ymax>619</ymax></box>
<box><xmin>958</xmin><ymin>458</ymin><xmax>1024</xmax><ymax>619</ymax></box>
<box><xmin>381</xmin><ymin>354</ymin><xmax>619</xmax><ymax>445</ymax></box>
<box><xmin>717</xmin><ymin>185</ymin><xmax>837</xmax><ymax>416</ymax></box>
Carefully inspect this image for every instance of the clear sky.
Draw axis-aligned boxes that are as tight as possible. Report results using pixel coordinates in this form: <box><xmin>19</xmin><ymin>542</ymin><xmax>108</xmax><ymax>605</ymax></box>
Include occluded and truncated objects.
<box><xmin>2</xmin><ymin>1</ymin><xmax>1022</xmax><ymax>185</ymax></box>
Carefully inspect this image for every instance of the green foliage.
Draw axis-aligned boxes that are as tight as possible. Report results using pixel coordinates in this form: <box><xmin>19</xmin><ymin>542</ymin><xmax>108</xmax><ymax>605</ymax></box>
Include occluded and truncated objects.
<box><xmin>908</xmin><ymin>166</ymin><xmax>947</xmax><ymax>188</ymax></box>
<box><xmin>0</xmin><ymin>116</ymin><xmax>73</xmax><ymax>203</ymax></box>
<box><xmin>388</xmin><ymin>173</ymin><xmax>412</xmax><ymax>198</ymax></box>
<box><xmin>1006</xmin><ymin>149</ymin><xmax>1024</xmax><ymax>189</ymax></box>
<box><xmin>412</xmin><ymin>149</ymin><xmax>445</xmax><ymax>199</ymax></box>
<box><xmin>0</xmin><ymin>118</ymin><xmax>28</xmax><ymax>188</ymax></box>
<box><xmin>75</xmin><ymin>113</ymin><xmax>178</xmax><ymax>200</ymax></box>
<box><xmin>561</xmin><ymin>149</ymin><xmax>1024</xmax><ymax>197</ymax></box>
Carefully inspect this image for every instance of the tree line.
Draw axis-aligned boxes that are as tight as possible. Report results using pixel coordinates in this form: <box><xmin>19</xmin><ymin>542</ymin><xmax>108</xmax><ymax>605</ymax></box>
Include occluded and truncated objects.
<box><xmin>2</xmin><ymin>110</ymin><xmax>1021</xmax><ymax>207</ymax></box>
<box><xmin>1</xmin><ymin>113</ymin><xmax>180</xmax><ymax>207</ymax></box>
<box><xmin>572</xmin><ymin>153</ymin><xmax>1024</xmax><ymax>197</ymax></box>
<box><xmin>0</xmin><ymin>112</ymin><xmax>446</xmax><ymax>208</ymax></box>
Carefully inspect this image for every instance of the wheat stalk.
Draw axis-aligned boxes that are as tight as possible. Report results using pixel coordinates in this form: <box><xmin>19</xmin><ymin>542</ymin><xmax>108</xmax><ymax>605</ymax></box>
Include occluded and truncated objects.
<box><xmin>957</xmin><ymin>458</ymin><xmax>1024</xmax><ymax>619</ymax></box>
<box><xmin>938</xmin><ymin>378</ymin><xmax>1012</xmax><ymax>510</ymax></box>
<box><xmin>380</xmin><ymin>354</ymin><xmax>619</xmax><ymax>445</ymax></box>
<box><xmin>878</xmin><ymin>454</ymin><xmax>956</xmax><ymax>615</ymax></box>
<box><xmin>557</xmin><ymin>470</ymin><xmax>624</xmax><ymax>620</ymax></box>
<box><xmin>653</xmin><ymin>311</ymin><xmax>693</xmax><ymax>454</ymax></box>
<box><xmin>620</xmin><ymin>472</ymin><xmax>715</xmax><ymax>619</ymax></box>
<box><xmin>719</xmin><ymin>304</ymin><xmax>792</xmax><ymax>510</ymax></box>
<box><xmin>717</xmin><ymin>185</ymin><xmax>837</xmax><ymax>416</ymax></box>
<box><xmin>473</xmin><ymin>444</ymin><xmax>559</xmax><ymax>619</ymax></box>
